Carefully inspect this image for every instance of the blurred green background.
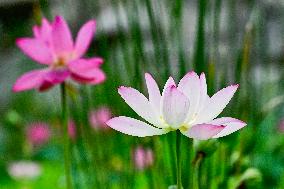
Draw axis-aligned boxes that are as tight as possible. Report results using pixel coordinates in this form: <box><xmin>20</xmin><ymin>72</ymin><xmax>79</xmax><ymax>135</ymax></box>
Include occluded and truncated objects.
<box><xmin>0</xmin><ymin>0</ymin><xmax>284</xmax><ymax>188</ymax></box>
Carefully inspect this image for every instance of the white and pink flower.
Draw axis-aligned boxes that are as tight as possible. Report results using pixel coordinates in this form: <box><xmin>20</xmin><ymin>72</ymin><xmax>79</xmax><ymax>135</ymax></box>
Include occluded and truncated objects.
<box><xmin>107</xmin><ymin>71</ymin><xmax>246</xmax><ymax>140</ymax></box>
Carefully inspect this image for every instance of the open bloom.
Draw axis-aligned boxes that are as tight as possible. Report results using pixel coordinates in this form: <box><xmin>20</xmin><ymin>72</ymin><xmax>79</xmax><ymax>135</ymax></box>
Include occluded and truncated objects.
<box><xmin>13</xmin><ymin>16</ymin><xmax>105</xmax><ymax>92</ymax></box>
<box><xmin>107</xmin><ymin>71</ymin><xmax>247</xmax><ymax>140</ymax></box>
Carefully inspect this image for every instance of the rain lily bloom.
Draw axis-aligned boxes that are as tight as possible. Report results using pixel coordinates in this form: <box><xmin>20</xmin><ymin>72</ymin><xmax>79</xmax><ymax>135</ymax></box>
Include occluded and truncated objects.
<box><xmin>89</xmin><ymin>106</ymin><xmax>112</xmax><ymax>130</ymax></box>
<box><xmin>107</xmin><ymin>71</ymin><xmax>247</xmax><ymax>140</ymax></box>
<box><xmin>133</xmin><ymin>146</ymin><xmax>154</xmax><ymax>170</ymax></box>
<box><xmin>13</xmin><ymin>16</ymin><xmax>105</xmax><ymax>92</ymax></box>
<box><xmin>26</xmin><ymin>122</ymin><xmax>51</xmax><ymax>146</ymax></box>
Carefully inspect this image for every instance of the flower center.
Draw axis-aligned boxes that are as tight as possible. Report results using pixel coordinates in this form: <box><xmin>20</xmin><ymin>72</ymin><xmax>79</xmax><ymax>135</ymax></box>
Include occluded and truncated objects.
<box><xmin>52</xmin><ymin>57</ymin><xmax>66</xmax><ymax>69</ymax></box>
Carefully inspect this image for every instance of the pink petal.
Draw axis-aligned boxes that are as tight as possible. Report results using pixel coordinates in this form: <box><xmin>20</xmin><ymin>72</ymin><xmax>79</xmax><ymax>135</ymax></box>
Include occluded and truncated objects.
<box><xmin>88</xmin><ymin>69</ymin><xmax>105</xmax><ymax>84</ymax></box>
<box><xmin>37</xmin><ymin>69</ymin><xmax>70</xmax><ymax>91</ymax></box>
<box><xmin>16</xmin><ymin>38</ymin><xmax>53</xmax><ymax>65</ymax></box>
<box><xmin>195</xmin><ymin>85</ymin><xmax>239</xmax><ymax>124</ymax></box>
<box><xmin>51</xmin><ymin>16</ymin><xmax>73</xmax><ymax>56</ymax></box>
<box><xmin>208</xmin><ymin>117</ymin><xmax>247</xmax><ymax>138</ymax></box>
<box><xmin>118</xmin><ymin>86</ymin><xmax>161</xmax><ymax>126</ymax></box>
<box><xmin>145</xmin><ymin>73</ymin><xmax>161</xmax><ymax>115</ymax></box>
<box><xmin>38</xmin><ymin>18</ymin><xmax>52</xmax><ymax>44</ymax></box>
<box><xmin>106</xmin><ymin>116</ymin><xmax>167</xmax><ymax>137</ymax></box>
<box><xmin>183</xmin><ymin>124</ymin><xmax>225</xmax><ymax>140</ymax></box>
<box><xmin>161</xmin><ymin>86</ymin><xmax>190</xmax><ymax>128</ymax></box>
<box><xmin>74</xmin><ymin>20</ymin><xmax>96</xmax><ymax>58</ymax></box>
<box><xmin>38</xmin><ymin>80</ymin><xmax>55</xmax><ymax>92</ymax></box>
<box><xmin>178</xmin><ymin>71</ymin><xmax>201</xmax><ymax>121</ymax></box>
<box><xmin>162</xmin><ymin>77</ymin><xmax>176</xmax><ymax>95</ymax></box>
<box><xmin>13</xmin><ymin>70</ymin><xmax>46</xmax><ymax>92</ymax></box>
<box><xmin>68</xmin><ymin>58</ymin><xmax>103</xmax><ymax>79</ymax></box>
<box><xmin>33</xmin><ymin>26</ymin><xmax>40</xmax><ymax>38</ymax></box>
<box><xmin>68</xmin><ymin>58</ymin><xmax>105</xmax><ymax>84</ymax></box>
<box><xmin>43</xmin><ymin>69</ymin><xmax>70</xmax><ymax>84</ymax></box>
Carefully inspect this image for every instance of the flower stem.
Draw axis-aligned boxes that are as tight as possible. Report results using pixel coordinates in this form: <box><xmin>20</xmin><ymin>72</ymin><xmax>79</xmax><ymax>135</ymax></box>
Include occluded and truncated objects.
<box><xmin>61</xmin><ymin>83</ymin><xmax>72</xmax><ymax>189</ymax></box>
<box><xmin>176</xmin><ymin>130</ymin><xmax>182</xmax><ymax>189</ymax></box>
<box><xmin>193</xmin><ymin>153</ymin><xmax>204</xmax><ymax>189</ymax></box>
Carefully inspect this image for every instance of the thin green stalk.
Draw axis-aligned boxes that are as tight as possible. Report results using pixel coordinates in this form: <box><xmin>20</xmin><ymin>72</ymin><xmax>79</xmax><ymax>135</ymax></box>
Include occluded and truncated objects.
<box><xmin>60</xmin><ymin>83</ymin><xmax>72</xmax><ymax>189</ymax></box>
<box><xmin>176</xmin><ymin>131</ymin><xmax>182</xmax><ymax>189</ymax></box>
<box><xmin>193</xmin><ymin>153</ymin><xmax>204</xmax><ymax>189</ymax></box>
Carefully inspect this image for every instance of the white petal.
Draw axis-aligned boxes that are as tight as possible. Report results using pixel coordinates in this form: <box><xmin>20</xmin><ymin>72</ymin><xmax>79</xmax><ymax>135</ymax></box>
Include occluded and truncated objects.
<box><xmin>197</xmin><ymin>73</ymin><xmax>208</xmax><ymax>113</ymax></box>
<box><xmin>118</xmin><ymin>86</ymin><xmax>161</xmax><ymax>126</ymax></box>
<box><xmin>209</xmin><ymin>117</ymin><xmax>247</xmax><ymax>138</ymax></box>
<box><xmin>182</xmin><ymin>124</ymin><xmax>225</xmax><ymax>140</ymax></box>
<box><xmin>178</xmin><ymin>71</ymin><xmax>201</xmax><ymax>121</ymax></box>
<box><xmin>195</xmin><ymin>85</ymin><xmax>239</xmax><ymax>124</ymax></box>
<box><xmin>106</xmin><ymin>116</ymin><xmax>167</xmax><ymax>137</ymax></box>
<box><xmin>161</xmin><ymin>86</ymin><xmax>190</xmax><ymax>128</ymax></box>
<box><xmin>145</xmin><ymin>73</ymin><xmax>161</xmax><ymax>115</ymax></box>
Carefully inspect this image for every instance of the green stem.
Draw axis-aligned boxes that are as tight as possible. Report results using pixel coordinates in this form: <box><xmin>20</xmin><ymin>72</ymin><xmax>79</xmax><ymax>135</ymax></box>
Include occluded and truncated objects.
<box><xmin>176</xmin><ymin>131</ymin><xmax>182</xmax><ymax>189</ymax></box>
<box><xmin>61</xmin><ymin>83</ymin><xmax>72</xmax><ymax>189</ymax></box>
<box><xmin>193</xmin><ymin>153</ymin><xmax>203</xmax><ymax>189</ymax></box>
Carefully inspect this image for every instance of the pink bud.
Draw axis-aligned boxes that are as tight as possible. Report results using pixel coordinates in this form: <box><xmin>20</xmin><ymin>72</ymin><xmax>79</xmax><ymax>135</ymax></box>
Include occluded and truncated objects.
<box><xmin>68</xmin><ymin>120</ymin><xmax>76</xmax><ymax>139</ymax></box>
<box><xmin>26</xmin><ymin>122</ymin><xmax>51</xmax><ymax>146</ymax></box>
<box><xmin>278</xmin><ymin>119</ymin><xmax>284</xmax><ymax>133</ymax></box>
<box><xmin>133</xmin><ymin>146</ymin><xmax>154</xmax><ymax>170</ymax></box>
<box><xmin>89</xmin><ymin>106</ymin><xmax>112</xmax><ymax>130</ymax></box>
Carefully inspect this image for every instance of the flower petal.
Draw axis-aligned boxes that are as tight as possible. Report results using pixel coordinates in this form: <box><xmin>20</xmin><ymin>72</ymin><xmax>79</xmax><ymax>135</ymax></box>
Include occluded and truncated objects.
<box><xmin>145</xmin><ymin>73</ymin><xmax>161</xmax><ymax>115</ymax></box>
<box><xmin>198</xmin><ymin>73</ymin><xmax>208</xmax><ymax>113</ymax></box>
<box><xmin>51</xmin><ymin>16</ymin><xmax>73</xmax><ymax>56</ymax></box>
<box><xmin>43</xmin><ymin>69</ymin><xmax>70</xmax><ymax>84</ymax></box>
<box><xmin>33</xmin><ymin>26</ymin><xmax>40</xmax><ymax>38</ymax></box>
<box><xmin>182</xmin><ymin>124</ymin><xmax>225</xmax><ymax>140</ymax></box>
<box><xmin>74</xmin><ymin>20</ymin><xmax>96</xmax><ymax>58</ymax></box>
<box><xmin>16</xmin><ymin>38</ymin><xmax>53</xmax><ymax>65</ymax></box>
<box><xmin>13</xmin><ymin>70</ymin><xmax>46</xmax><ymax>92</ymax></box>
<box><xmin>208</xmin><ymin>117</ymin><xmax>247</xmax><ymax>138</ymax></box>
<box><xmin>68</xmin><ymin>58</ymin><xmax>105</xmax><ymax>84</ymax></box>
<box><xmin>178</xmin><ymin>71</ymin><xmax>201</xmax><ymax>121</ymax></box>
<box><xmin>40</xmin><ymin>18</ymin><xmax>52</xmax><ymax>42</ymax></box>
<box><xmin>68</xmin><ymin>58</ymin><xmax>103</xmax><ymax>79</ymax></box>
<box><xmin>195</xmin><ymin>85</ymin><xmax>239</xmax><ymax>124</ymax></box>
<box><xmin>162</xmin><ymin>77</ymin><xmax>176</xmax><ymax>95</ymax></box>
<box><xmin>118</xmin><ymin>86</ymin><xmax>161</xmax><ymax>126</ymax></box>
<box><xmin>161</xmin><ymin>86</ymin><xmax>190</xmax><ymax>128</ymax></box>
<box><xmin>106</xmin><ymin>116</ymin><xmax>167</xmax><ymax>137</ymax></box>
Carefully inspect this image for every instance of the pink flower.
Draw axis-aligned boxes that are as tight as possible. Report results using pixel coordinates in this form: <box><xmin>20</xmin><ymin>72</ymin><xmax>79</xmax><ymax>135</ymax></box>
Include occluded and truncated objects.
<box><xmin>13</xmin><ymin>16</ymin><xmax>105</xmax><ymax>92</ymax></box>
<box><xmin>278</xmin><ymin>119</ymin><xmax>284</xmax><ymax>133</ymax></box>
<box><xmin>133</xmin><ymin>146</ymin><xmax>154</xmax><ymax>170</ymax></box>
<box><xmin>107</xmin><ymin>71</ymin><xmax>247</xmax><ymax>140</ymax></box>
<box><xmin>26</xmin><ymin>122</ymin><xmax>51</xmax><ymax>146</ymax></box>
<box><xmin>89</xmin><ymin>107</ymin><xmax>112</xmax><ymax>130</ymax></box>
<box><xmin>68</xmin><ymin>120</ymin><xmax>76</xmax><ymax>139</ymax></box>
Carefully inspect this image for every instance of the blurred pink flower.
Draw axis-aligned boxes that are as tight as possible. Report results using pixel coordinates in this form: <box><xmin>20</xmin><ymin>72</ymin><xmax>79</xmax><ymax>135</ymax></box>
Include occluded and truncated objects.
<box><xmin>133</xmin><ymin>146</ymin><xmax>154</xmax><ymax>170</ymax></box>
<box><xmin>68</xmin><ymin>120</ymin><xmax>76</xmax><ymax>139</ymax></box>
<box><xmin>89</xmin><ymin>107</ymin><xmax>112</xmax><ymax>130</ymax></box>
<box><xmin>107</xmin><ymin>71</ymin><xmax>247</xmax><ymax>140</ymax></box>
<box><xmin>13</xmin><ymin>15</ymin><xmax>105</xmax><ymax>92</ymax></box>
<box><xmin>278</xmin><ymin>119</ymin><xmax>284</xmax><ymax>133</ymax></box>
<box><xmin>26</xmin><ymin>122</ymin><xmax>51</xmax><ymax>146</ymax></box>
